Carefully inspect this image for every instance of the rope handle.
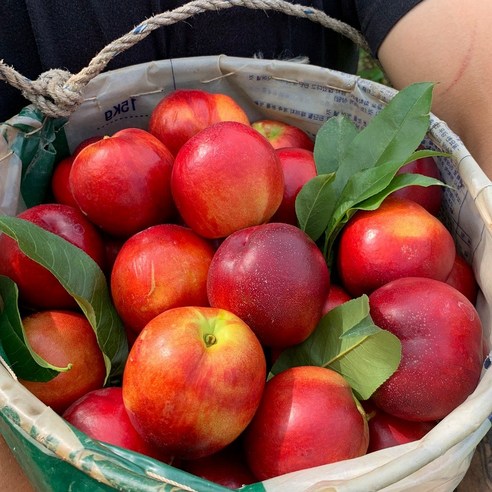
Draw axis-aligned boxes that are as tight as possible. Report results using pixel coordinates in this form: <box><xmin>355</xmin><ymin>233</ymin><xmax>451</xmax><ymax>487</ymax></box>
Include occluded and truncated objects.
<box><xmin>0</xmin><ymin>0</ymin><xmax>369</xmax><ymax>119</ymax></box>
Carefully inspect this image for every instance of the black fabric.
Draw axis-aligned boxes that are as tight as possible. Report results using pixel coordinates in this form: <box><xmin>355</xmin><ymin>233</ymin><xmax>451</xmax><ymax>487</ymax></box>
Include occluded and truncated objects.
<box><xmin>0</xmin><ymin>0</ymin><xmax>422</xmax><ymax>122</ymax></box>
<box><xmin>340</xmin><ymin>0</ymin><xmax>424</xmax><ymax>55</ymax></box>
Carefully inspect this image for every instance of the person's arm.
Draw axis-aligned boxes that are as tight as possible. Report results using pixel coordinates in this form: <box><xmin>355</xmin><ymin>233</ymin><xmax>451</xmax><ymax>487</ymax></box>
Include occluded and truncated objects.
<box><xmin>377</xmin><ymin>0</ymin><xmax>492</xmax><ymax>180</ymax></box>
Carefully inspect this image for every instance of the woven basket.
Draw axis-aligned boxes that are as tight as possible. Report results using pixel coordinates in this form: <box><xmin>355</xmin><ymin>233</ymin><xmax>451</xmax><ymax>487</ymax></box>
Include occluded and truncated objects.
<box><xmin>0</xmin><ymin>2</ymin><xmax>491</xmax><ymax>491</ymax></box>
<box><xmin>0</xmin><ymin>54</ymin><xmax>491</xmax><ymax>492</ymax></box>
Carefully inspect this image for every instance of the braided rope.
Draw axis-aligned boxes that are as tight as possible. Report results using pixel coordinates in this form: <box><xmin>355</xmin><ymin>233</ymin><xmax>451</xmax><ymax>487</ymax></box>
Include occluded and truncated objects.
<box><xmin>0</xmin><ymin>0</ymin><xmax>369</xmax><ymax>118</ymax></box>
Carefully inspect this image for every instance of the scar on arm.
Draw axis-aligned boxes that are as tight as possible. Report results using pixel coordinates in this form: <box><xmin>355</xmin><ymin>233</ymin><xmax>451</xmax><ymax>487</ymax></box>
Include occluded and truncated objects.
<box><xmin>439</xmin><ymin>21</ymin><xmax>477</xmax><ymax>97</ymax></box>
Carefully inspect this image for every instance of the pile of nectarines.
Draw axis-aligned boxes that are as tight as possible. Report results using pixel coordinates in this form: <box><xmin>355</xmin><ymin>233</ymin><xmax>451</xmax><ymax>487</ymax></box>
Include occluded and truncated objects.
<box><xmin>0</xmin><ymin>88</ymin><xmax>484</xmax><ymax>489</ymax></box>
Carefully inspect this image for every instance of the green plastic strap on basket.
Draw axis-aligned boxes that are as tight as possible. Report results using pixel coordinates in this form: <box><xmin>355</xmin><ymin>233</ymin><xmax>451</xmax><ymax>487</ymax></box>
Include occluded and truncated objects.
<box><xmin>0</xmin><ymin>408</ymin><xmax>261</xmax><ymax>492</ymax></box>
<box><xmin>1</xmin><ymin>105</ymin><xmax>69</xmax><ymax>207</ymax></box>
<box><xmin>11</xmin><ymin>106</ymin><xmax>67</xmax><ymax>207</ymax></box>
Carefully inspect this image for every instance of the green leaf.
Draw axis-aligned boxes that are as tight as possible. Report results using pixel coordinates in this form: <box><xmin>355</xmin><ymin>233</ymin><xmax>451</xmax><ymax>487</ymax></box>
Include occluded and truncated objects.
<box><xmin>0</xmin><ymin>276</ymin><xmax>70</xmax><ymax>381</ymax></box>
<box><xmin>297</xmin><ymin>82</ymin><xmax>446</xmax><ymax>265</ymax></box>
<box><xmin>0</xmin><ymin>217</ymin><xmax>128</xmax><ymax>383</ymax></box>
<box><xmin>327</xmin><ymin>159</ymin><xmax>411</xmax><ymax>234</ymax></box>
<box><xmin>296</xmin><ymin>82</ymin><xmax>435</xmax><ymax>248</ymax></box>
<box><xmin>269</xmin><ymin>296</ymin><xmax>402</xmax><ymax>400</ymax></box>
<box><xmin>331</xmin><ymin>82</ymin><xmax>432</xmax><ymax>199</ymax></box>
<box><xmin>295</xmin><ymin>173</ymin><xmax>336</xmax><ymax>241</ymax></box>
<box><xmin>403</xmin><ymin>148</ymin><xmax>450</xmax><ymax>162</ymax></box>
<box><xmin>322</xmin><ymin>170</ymin><xmax>448</xmax><ymax>261</ymax></box>
<box><xmin>360</xmin><ymin>82</ymin><xmax>434</xmax><ymax>168</ymax></box>
<box><xmin>314</xmin><ymin>115</ymin><xmax>359</xmax><ymax>175</ymax></box>
<box><xmin>356</xmin><ymin>172</ymin><xmax>450</xmax><ymax>212</ymax></box>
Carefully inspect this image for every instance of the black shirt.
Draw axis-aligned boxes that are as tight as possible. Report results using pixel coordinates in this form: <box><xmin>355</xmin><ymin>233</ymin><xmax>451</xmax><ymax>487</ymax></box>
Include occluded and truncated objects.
<box><xmin>0</xmin><ymin>0</ymin><xmax>422</xmax><ymax>121</ymax></box>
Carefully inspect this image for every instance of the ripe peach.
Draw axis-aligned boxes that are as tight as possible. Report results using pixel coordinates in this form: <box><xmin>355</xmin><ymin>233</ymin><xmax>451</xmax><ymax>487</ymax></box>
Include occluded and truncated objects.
<box><xmin>179</xmin><ymin>441</ymin><xmax>256</xmax><ymax>489</ymax></box>
<box><xmin>390</xmin><ymin>156</ymin><xmax>443</xmax><ymax>215</ymax></box>
<box><xmin>51</xmin><ymin>156</ymin><xmax>78</xmax><ymax>207</ymax></box>
<box><xmin>445</xmin><ymin>253</ymin><xmax>479</xmax><ymax>304</ymax></box>
<box><xmin>251</xmin><ymin>119</ymin><xmax>314</xmax><ymax>151</ymax></box>
<box><xmin>0</xmin><ymin>203</ymin><xmax>106</xmax><ymax>310</ymax></box>
<box><xmin>207</xmin><ymin>222</ymin><xmax>330</xmax><ymax>348</ymax></box>
<box><xmin>51</xmin><ymin>136</ymin><xmax>103</xmax><ymax>208</ymax></box>
<box><xmin>270</xmin><ymin>147</ymin><xmax>317</xmax><ymax>226</ymax></box>
<box><xmin>69</xmin><ymin>128</ymin><xmax>174</xmax><ymax>238</ymax></box>
<box><xmin>367</xmin><ymin>406</ymin><xmax>436</xmax><ymax>452</ymax></box>
<box><xmin>322</xmin><ymin>284</ymin><xmax>352</xmax><ymax>316</ymax></box>
<box><xmin>171</xmin><ymin>121</ymin><xmax>284</xmax><ymax>239</ymax></box>
<box><xmin>122</xmin><ymin>306</ymin><xmax>266</xmax><ymax>460</ymax></box>
<box><xmin>63</xmin><ymin>386</ymin><xmax>172</xmax><ymax>462</ymax></box>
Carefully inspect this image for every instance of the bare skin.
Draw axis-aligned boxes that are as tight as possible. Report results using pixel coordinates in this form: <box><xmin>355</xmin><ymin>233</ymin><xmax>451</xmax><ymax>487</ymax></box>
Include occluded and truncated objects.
<box><xmin>378</xmin><ymin>0</ymin><xmax>492</xmax><ymax>180</ymax></box>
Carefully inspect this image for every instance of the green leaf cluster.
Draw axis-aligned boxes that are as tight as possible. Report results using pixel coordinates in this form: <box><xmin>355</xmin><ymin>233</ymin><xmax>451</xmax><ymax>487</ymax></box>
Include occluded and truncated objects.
<box><xmin>0</xmin><ymin>217</ymin><xmax>128</xmax><ymax>383</ymax></box>
<box><xmin>269</xmin><ymin>296</ymin><xmax>401</xmax><ymax>400</ymax></box>
<box><xmin>296</xmin><ymin>82</ymin><xmax>449</xmax><ymax>265</ymax></box>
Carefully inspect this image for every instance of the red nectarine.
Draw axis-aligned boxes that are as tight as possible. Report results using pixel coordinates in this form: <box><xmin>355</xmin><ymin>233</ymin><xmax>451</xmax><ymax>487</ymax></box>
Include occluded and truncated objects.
<box><xmin>369</xmin><ymin>277</ymin><xmax>483</xmax><ymax>421</ymax></box>
<box><xmin>171</xmin><ymin>121</ymin><xmax>284</xmax><ymax>239</ymax></box>
<box><xmin>19</xmin><ymin>310</ymin><xmax>106</xmax><ymax>414</ymax></box>
<box><xmin>207</xmin><ymin>222</ymin><xmax>330</xmax><ymax>348</ymax></box>
<box><xmin>244</xmin><ymin>366</ymin><xmax>369</xmax><ymax>480</ymax></box>
<box><xmin>337</xmin><ymin>197</ymin><xmax>456</xmax><ymax>296</ymax></box>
